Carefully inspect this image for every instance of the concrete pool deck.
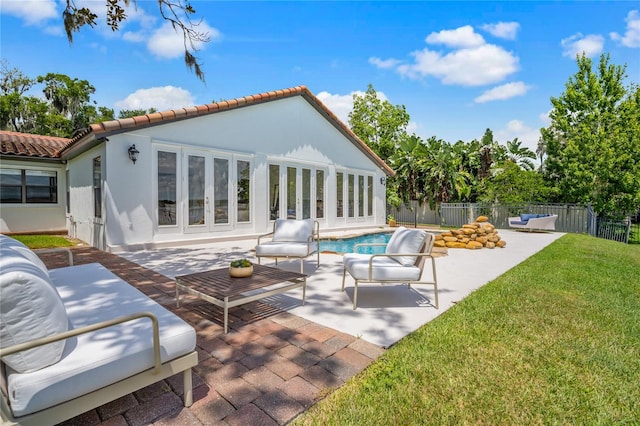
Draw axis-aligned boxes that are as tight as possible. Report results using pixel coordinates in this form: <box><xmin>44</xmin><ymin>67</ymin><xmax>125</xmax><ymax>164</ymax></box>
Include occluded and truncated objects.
<box><xmin>120</xmin><ymin>227</ymin><xmax>564</xmax><ymax>348</ymax></box>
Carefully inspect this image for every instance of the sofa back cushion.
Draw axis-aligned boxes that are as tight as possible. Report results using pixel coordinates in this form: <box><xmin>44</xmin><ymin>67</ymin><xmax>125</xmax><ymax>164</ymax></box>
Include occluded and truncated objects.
<box><xmin>0</xmin><ymin>235</ymin><xmax>49</xmax><ymax>277</ymax></box>
<box><xmin>0</xmin><ymin>247</ymin><xmax>68</xmax><ymax>373</ymax></box>
<box><xmin>272</xmin><ymin>219</ymin><xmax>314</xmax><ymax>242</ymax></box>
<box><xmin>519</xmin><ymin>213</ymin><xmax>550</xmax><ymax>222</ymax></box>
<box><xmin>385</xmin><ymin>227</ymin><xmax>427</xmax><ymax>266</ymax></box>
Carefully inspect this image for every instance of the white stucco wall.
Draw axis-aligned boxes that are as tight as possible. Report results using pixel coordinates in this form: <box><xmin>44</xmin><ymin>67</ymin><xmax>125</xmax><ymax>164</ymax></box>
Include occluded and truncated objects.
<box><xmin>67</xmin><ymin>144</ymin><xmax>106</xmax><ymax>248</ymax></box>
<box><xmin>71</xmin><ymin>96</ymin><xmax>389</xmax><ymax>250</ymax></box>
<box><xmin>0</xmin><ymin>159</ymin><xmax>67</xmax><ymax>234</ymax></box>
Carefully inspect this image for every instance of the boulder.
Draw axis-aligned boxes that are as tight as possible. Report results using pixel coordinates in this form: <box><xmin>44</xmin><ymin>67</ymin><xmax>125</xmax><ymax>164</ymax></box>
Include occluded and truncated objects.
<box><xmin>445</xmin><ymin>241</ymin><xmax>467</xmax><ymax>249</ymax></box>
<box><xmin>466</xmin><ymin>241</ymin><xmax>484</xmax><ymax>250</ymax></box>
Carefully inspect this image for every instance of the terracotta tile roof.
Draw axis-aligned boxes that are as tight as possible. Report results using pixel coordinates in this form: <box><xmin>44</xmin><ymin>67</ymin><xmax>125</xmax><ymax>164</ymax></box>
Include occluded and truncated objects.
<box><xmin>1</xmin><ymin>86</ymin><xmax>394</xmax><ymax>175</ymax></box>
<box><xmin>0</xmin><ymin>131</ymin><xmax>71</xmax><ymax>158</ymax></box>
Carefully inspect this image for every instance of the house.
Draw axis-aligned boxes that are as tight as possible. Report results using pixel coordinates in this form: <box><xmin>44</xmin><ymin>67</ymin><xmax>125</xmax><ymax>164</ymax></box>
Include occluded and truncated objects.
<box><xmin>0</xmin><ymin>86</ymin><xmax>394</xmax><ymax>251</ymax></box>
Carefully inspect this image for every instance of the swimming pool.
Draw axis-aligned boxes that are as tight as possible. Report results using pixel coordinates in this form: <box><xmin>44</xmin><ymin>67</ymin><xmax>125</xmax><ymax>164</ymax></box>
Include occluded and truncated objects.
<box><xmin>319</xmin><ymin>232</ymin><xmax>393</xmax><ymax>254</ymax></box>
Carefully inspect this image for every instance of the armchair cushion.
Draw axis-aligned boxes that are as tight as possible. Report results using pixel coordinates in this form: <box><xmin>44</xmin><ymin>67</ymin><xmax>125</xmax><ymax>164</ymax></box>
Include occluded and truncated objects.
<box><xmin>385</xmin><ymin>227</ymin><xmax>428</xmax><ymax>266</ymax></box>
<box><xmin>255</xmin><ymin>241</ymin><xmax>315</xmax><ymax>257</ymax></box>
<box><xmin>0</xmin><ymin>246</ymin><xmax>68</xmax><ymax>373</ymax></box>
<box><xmin>343</xmin><ymin>253</ymin><xmax>422</xmax><ymax>281</ymax></box>
<box><xmin>272</xmin><ymin>218</ymin><xmax>314</xmax><ymax>242</ymax></box>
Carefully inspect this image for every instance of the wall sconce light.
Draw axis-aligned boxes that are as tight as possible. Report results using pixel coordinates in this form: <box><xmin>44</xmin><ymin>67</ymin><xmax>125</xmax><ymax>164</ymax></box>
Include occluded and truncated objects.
<box><xmin>128</xmin><ymin>144</ymin><xmax>139</xmax><ymax>164</ymax></box>
<box><xmin>380</xmin><ymin>177</ymin><xmax>386</xmax><ymax>185</ymax></box>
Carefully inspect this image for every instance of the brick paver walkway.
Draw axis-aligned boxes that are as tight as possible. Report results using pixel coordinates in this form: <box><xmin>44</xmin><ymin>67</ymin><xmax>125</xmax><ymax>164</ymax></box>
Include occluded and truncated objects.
<box><xmin>36</xmin><ymin>247</ymin><xmax>384</xmax><ymax>426</ymax></box>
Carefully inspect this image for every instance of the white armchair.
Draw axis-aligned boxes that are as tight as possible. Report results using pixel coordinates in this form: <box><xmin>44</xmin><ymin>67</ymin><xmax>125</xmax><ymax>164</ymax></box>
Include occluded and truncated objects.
<box><xmin>255</xmin><ymin>219</ymin><xmax>320</xmax><ymax>273</ymax></box>
<box><xmin>341</xmin><ymin>227</ymin><xmax>438</xmax><ymax>310</ymax></box>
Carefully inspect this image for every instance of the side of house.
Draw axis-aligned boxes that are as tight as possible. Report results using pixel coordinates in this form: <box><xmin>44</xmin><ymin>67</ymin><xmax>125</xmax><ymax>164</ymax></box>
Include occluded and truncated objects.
<box><xmin>0</xmin><ymin>133</ymin><xmax>69</xmax><ymax>234</ymax></box>
<box><xmin>1</xmin><ymin>86</ymin><xmax>394</xmax><ymax>251</ymax></box>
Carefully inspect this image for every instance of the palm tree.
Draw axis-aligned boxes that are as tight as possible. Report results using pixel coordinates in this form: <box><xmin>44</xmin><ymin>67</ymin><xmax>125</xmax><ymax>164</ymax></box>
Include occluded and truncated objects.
<box><xmin>505</xmin><ymin>138</ymin><xmax>536</xmax><ymax>171</ymax></box>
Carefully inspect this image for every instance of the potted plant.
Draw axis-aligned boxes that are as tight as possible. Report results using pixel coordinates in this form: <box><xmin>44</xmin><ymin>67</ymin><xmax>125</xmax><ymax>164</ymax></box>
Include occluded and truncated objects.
<box><xmin>229</xmin><ymin>258</ymin><xmax>253</xmax><ymax>277</ymax></box>
<box><xmin>387</xmin><ymin>214</ymin><xmax>397</xmax><ymax>227</ymax></box>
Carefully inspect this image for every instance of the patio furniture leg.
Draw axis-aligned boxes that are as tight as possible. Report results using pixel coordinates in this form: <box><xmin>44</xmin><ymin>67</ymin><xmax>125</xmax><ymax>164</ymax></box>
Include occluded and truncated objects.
<box><xmin>224</xmin><ymin>296</ymin><xmax>229</xmax><ymax>334</ymax></box>
<box><xmin>300</xmin><ymin>258</ymin><xmax>304</xmax><ymax>274</ymax></box>
<box><xmin>341</xmin><ymin>267</ymin><xmax>347</xmax><ymax>291</ymax></box>
<box><xmin>353</xmin><ymin>280</ymin><xmax>359</xmax><ymax>310</ymax></box>
<box><xmin>183</xmin><ymin>369</ymin><xmax>193</xmax><ymax>407</ymax></box>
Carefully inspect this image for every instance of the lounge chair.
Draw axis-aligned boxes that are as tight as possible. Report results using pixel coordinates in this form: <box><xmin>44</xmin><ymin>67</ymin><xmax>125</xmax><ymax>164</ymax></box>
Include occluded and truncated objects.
<box><xmin>0</xmin><ymin>235</ymin><xmax>197</xmax><ymax>426</ymax></box>
<box><xmin>255</xmin><ymin>218</ymin><xmax>320</xmax><ymax>273</ymax></box>
<box><xmin>341</xmin><ymin>227</ymin><xmax>438</xmax><ymax>310</ymax></box>
<box><xmin>508</xmin><ymin>214</ymin><xmax>558</xmax><ymax>231</ymax></box>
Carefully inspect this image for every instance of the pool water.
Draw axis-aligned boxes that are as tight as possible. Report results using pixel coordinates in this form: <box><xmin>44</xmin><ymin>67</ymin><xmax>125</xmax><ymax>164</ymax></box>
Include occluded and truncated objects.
<box><xmin>319</xmin><ymin>232</ymin><xmax>393</xmax><ymax>254</ymax></box>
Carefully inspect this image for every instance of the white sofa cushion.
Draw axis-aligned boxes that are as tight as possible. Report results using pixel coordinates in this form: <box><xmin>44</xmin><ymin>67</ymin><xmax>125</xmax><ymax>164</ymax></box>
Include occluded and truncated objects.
<box><xmin>385</xmin><ymin>227</ymin><xmax>427</xmax><ymax>266</ymax></box>
<box><xmin>0</xmin><ymin>235</ymin><xmax>49</xmax><ymax>277</ymax></box>
<box><xmin>272</xmin><ymin>219</ymin><xmax>314</xmax><ymax>242</ymax></box>
<box><xmin>255</xmin><ymin>241</ymin><xmax>315</xmax><ymax>257</ymax></box>
<box><xmin>0</xmin><ymin>257</ymin><xmax>68</xmax><ymax>373</ymax></box>
<box><xmin>6</xmin><ymin>263</ymin><xmax>196</xmax><ymax>417</ymax></box>
<box><xmin>344</xmin><ymin>253</ymin><xmax>422</xmax><ymax>281</ymax></box>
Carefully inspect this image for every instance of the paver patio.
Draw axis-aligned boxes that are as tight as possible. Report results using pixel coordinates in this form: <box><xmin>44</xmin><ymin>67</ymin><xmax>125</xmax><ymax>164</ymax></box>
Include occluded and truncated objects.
<box><xmin>37</xmin><ymin>247</ymin><xmax>384</xmax><ymax>426</ymax></box>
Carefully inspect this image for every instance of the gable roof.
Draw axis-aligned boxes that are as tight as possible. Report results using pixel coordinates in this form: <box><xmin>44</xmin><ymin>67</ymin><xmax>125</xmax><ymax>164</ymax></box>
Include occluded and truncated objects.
<box><xmin>1</xmin><ymin>86</ymin><xmax>394</xmax><ymax>176</ymax></box>
<box><xmin>0</xmin><ymin>131</ymin><xmax>71</xmax><ymax>159</ymax></box>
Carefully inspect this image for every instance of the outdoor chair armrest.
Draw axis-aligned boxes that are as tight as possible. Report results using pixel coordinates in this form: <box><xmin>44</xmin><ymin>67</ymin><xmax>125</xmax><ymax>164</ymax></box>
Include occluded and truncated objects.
<box><xmin>366</xmin><ymin>252</ymin><xmax>435</xmax><ymax>281</ymax></box>
<box><xmin>34</xmin><ymin>247</ymin><xmax>74</xmax><ymax>266</ymax></box>
<box><xmin>0</xmin><ymin>312</ymin><xmax>162</xmax><ymax>374</ymax></box>
<box><xmin>257</xmin><ymin>232</ymin><xmax>274</xmax><ymax>245</ymax></box>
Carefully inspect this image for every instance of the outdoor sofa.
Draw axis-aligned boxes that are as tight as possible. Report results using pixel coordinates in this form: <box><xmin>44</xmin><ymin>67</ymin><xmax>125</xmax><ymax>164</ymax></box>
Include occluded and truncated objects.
<box><xmin>0</xmin><ymin>235</ymin><xmax>197</xmax><ymax>426</ymax></box>
<box><xmin>508</xmin><ymin>214</ymin><xmax>558</xmax><ymax>231</ymax></box>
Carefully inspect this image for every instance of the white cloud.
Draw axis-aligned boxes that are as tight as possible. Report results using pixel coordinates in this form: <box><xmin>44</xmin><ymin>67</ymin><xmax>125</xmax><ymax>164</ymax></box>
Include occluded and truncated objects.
<box><xmin>481</xmin><ymin>22</ymin><xmax>520</xmax><ymax>40</ymax></box>
<box><xmin>316</xmin><ymin>90</ymin><xmax>389</xmax><ymax>126</ymax></box>
<box><xmin>0</xmin><ymin>0</ymin><xmax>58</xmax><ymax>24</ymax></box>
<box><xmin>369</xmin><ymin>57</ymin><xmax>401</xmax><ymax>69</ymax></box>
<box><xmin>610</xmin><ymin>10</ymin><xmax>640</xmax><ymax>48</ymax></box>
<box><xmin>474</xmin><ymin>81</ymin><xmax>531</xmax><ymax>103</ymax></box>
<box><xmin>495</xmin><ymin>119</ymin><xmax>541</xmax><ymax>154</ymax></box>
<box><xmin>425</xmin><ymin>25</ymin><xmax>485</xmax><ymax>48</ymax></box>
<box><xmin>114</xmin><ymin>86</ymin><xmax>196</xmax><ymax>112</ymax></box>
<box><xmin>539</xmin><ymin>110</ymin><xmax>552</xmax><ymax>127</ymax></box>
<box><xmin>561</xmin><ymin>33</ymin><xmax>604</xmax><ymax>58</ymax></box>
<box><xmin>400</xmin><ymin>43</ymin><xmax>519</xmax><ymax>86</ymax></box>
<box><xmin>147</xmin><ymin>21</ymin><xmax>221</xmax><ymax>59</ymax></box>
<box><xmin>372</xmin><ymin>25</ymin><xmax>519</xmax><ymax>87</ymax></box>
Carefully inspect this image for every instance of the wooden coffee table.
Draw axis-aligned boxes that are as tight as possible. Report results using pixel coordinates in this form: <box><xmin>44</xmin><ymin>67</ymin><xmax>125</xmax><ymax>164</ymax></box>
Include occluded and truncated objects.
<box><xmin>175</xmin><ymin>264</ymin><xmax>307</xmax><ymax>333</ymax></box>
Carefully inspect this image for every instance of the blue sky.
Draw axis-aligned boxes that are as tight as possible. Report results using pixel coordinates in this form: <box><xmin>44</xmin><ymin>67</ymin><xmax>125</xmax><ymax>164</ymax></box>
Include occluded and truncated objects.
<box><xmin>2</xmin><ymin>1</ymin><xmax>639</xmax><ymax>153</ymax></box>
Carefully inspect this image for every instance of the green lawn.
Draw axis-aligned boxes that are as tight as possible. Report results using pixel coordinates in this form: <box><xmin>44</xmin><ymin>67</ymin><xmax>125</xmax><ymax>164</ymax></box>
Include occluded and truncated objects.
<box><xmin>295</xmin><ymin>234</ymin><xmax>640</xmax><ymax>424</ymax></box>
<box><xmin>10</xmin><ymin>234</ymin><xmax>74</xmax><ymax>249</ymax></box>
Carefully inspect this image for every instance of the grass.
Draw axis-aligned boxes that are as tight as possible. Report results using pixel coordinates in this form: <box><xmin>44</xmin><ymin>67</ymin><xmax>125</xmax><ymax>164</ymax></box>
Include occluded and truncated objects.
<box><xmin>10</xmin><ymin>234</ymin><xmax>75</xmax><ymax>249</ymax></box>
<box><xmin>294</xmin><ymin>233</ymin><xmax>640</xmax><ymax>425</ymax></box>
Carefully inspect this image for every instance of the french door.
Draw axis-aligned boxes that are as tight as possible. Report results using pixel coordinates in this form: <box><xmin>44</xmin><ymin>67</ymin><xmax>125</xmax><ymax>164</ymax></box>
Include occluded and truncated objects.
<box><xmin>183</xmin><ymin>151</ymin><xmax>251</xmax><ymax>233</ymax></box>
<box><xmin>269</xmin><ymin>164</ymin><xmax>324</xmax><ymax>221</ymax></box>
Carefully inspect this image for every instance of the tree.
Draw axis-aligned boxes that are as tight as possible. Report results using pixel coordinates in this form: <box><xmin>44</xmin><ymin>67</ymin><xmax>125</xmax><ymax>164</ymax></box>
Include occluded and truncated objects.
<box><xmin>62</xmin><ymin>0</ymin><xmax>210</xmax><ymax>82</ymax></box>
<box><xmin>478</xmin><ymin>161</ymin><xmax>552</xmax><ymax>204</ymax></box>
<box><xmin>543</xmin><ymin>53</ymin><xmax>640</xmax><ymax>215</ymax></box>
<box><xmin>0</xmin><ymin>64</ymin><xmax>113</xmax><ymax>137</ymax></box>
<box><xmin>119</xmin><ymin>108</ymin><xmax>158</xmax><ymax>119</ymax></box>
<box><xmin>348</xmin><ymin>84</ymin><xmax>410</xmax><ymax>161</ymax></box>
<box><xmin>505</xmin><ymin>138</ymin><xmax>536</xmax><ymax>171</ymax></box>
<box><xmin>389</xmin><ymin>134</ymin><xmax>429</xmax><ymax>205</ymax></box>
<box><xmin>422</xmin><ymin>137</ymin><xmax>472</xmax><ymax>208</ymax></box>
